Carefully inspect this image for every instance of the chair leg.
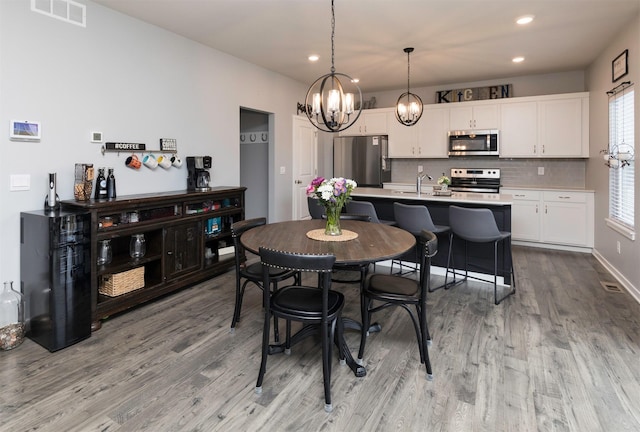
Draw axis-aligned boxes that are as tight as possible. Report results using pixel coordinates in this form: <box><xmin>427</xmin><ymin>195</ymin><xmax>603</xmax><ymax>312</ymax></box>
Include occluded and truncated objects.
<box><xmin>419</xmin><ymin>302</ymin><xmax>433</xmax><ymax>380</ymax></box>
<box><xmin>284</xmin><ymin>319</ymin><xmax>292</xmax><ymax>355</ymax></box>
<box><xmin>230</xmin><ymin>279</ymin><xmax>250</xmax><ymax>331</ymax></box>
<box><xmin>357</xmin><ymin>296</ymin><xmax>371</xmax><ymax>362</ymax></box>
<box><xmin>321</xmin><ymin>316</ymin><xmax>333</xmax><ymax>412</ymax></box>
<box><xmin>255</xmin><ymin>308</ymin><xmax>271</xmax><ymax>394</ymax></box>
<box><xmin>494</xmin><ymin>238</ymin><xmax>516</xmax><ymax>305</ymax></box>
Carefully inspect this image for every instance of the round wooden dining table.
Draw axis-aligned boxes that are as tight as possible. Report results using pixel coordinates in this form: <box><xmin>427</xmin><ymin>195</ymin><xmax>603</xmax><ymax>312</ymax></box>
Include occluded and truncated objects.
<box><xmin>240</xmin><ymin>219</ymin><xmax>416</xmax><ymax>377</ymax></box>
<box><xmin>240</xmin><ymin>219</ymin><xmax>415</xmax><ymax>264</ymax></box>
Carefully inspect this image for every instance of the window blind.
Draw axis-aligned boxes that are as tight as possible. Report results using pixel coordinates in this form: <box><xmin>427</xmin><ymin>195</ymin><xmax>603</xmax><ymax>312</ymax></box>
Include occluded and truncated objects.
<box><xmin>608</xmin><ymin>86</ymin><xmax>634</xmax><ymax>229</ymax></box>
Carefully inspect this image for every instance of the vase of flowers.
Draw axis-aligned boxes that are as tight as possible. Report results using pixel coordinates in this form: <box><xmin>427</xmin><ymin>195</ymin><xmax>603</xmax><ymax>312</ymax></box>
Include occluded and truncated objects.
<box><xmin>307</xmin><ymin>176</ymin><xmax>357</xmax><ymax>236</ymax></box>
<box><xmin>437</xmin><ymin>173</ymin><xmax>451</xmax><ymax>191</ymax></box>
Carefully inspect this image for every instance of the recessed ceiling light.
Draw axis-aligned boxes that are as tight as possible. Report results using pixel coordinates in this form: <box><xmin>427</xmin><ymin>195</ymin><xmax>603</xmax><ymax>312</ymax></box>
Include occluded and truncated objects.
<box><xmin>516</xmin><ymin>15</ymin><xmax>534</xmax><ymax>25</ymax></box>
<box><xmin>308</xmin><ymin>55</ymin><xmax>319</xmax><ymax>62</ymax></box>
<box><xmin>512</xmin><ymin>56</ymin><xmax>525</xmax><ymax>63</ymax></box>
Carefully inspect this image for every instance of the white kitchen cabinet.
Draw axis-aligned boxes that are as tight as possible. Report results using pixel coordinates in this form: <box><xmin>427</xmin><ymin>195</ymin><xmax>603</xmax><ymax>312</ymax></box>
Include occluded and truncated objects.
<box><xmin>449</xmin><ymin>102</ymin><xmax>499</xmax><ymax>130</ymax></box>
<box><xmin>387</xmin><ymin>110</ymin><xmax>419</xmax><ymax>157</ymax></box>
<box><xmin>388</xmin><ymin>105</ymin><xmax>449</xmax><ymax>158</ymax></box>
<box><xmin>499</xmin><ymin>101</ymin><xmax>538</xmax><ymax>157</ymax></box>
<box><xmin>542</xmin><ymin>191</ymin><xmax>593</xmax><ymax>247</ymax></box>
<box><xmin>499</xmin><ymin>92</ymin><xmax>589</xmax><ymax>158</ymax></box>
<box><xmin>418</xmin><ymin>105</ymin><xmax>449</xmax><ymax>158</ymax></box>
<box><xmin>502</xmin><ymin>188</ymin><xmax>594</xmax><ymax>249</ymax></box>
<box><xmin>339</xmin><ymin>108</ymin><xmax>390</xmax><ymax>136</ymax></box>
<box><xmin>501</xmin><ymin>188</ymin><xmax>541</xmax><ymax>241</ymax></box>
<box><xmin>538</xmin><ymin>96</ymin><xmax>588</xmax><ymax>157</ymax></box>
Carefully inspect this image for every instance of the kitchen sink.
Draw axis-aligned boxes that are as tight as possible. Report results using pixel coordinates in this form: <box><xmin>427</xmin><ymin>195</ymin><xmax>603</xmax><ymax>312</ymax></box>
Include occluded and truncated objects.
<box><xmin>391</xmin><ymin>190</ymin><xmax>432</xmax><ymax>196</ymax></box>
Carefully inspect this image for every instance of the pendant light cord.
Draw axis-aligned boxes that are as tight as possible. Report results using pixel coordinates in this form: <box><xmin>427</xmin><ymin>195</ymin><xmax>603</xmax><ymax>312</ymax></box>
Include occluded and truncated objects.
<box><xmin>330</xmin><ymin>0</ymin><xmax>336</xmax><ymax>74</ymax></box>
<box><xmin>406</xmin><ymin>50</ymin><xmax>411</xmax><ymax>94</ymax></box>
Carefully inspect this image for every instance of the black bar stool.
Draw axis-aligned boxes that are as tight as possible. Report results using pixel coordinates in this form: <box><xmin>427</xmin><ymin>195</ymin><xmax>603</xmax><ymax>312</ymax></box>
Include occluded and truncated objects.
<box><xmin>445</xmin><ymin>205</ymin><xmax>516</xmax><ymax>305</ymax></box>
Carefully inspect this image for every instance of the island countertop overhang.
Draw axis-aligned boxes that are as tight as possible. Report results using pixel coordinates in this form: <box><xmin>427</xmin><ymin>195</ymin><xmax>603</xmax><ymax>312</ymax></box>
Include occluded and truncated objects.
<box><xmin>351</xmin><ymin>187</ymin><xmax>513</xmax><ymax>206</ymax></box>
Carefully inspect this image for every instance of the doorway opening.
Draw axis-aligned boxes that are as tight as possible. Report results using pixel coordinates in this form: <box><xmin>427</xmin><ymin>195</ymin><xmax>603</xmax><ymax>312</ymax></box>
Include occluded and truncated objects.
<box><xmin>240</xmin><ymin>108</ymin><xmax>271</xmax><ymax>220</ymax></box>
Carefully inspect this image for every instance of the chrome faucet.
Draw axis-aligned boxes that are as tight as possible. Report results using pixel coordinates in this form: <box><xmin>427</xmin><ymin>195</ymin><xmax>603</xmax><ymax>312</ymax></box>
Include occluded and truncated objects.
<box><xmin>416</xmin><ymin>173</ymin><xmax>433</xmax><ymax>193</ymax></box>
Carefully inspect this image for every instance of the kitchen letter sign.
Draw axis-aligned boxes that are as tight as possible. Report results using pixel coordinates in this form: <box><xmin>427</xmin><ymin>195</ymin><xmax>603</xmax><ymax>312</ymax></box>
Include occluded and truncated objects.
<box><xmin>436</xmin><ymin>84</ymin><xmax>513</xmax><ymax>103</ymax></box>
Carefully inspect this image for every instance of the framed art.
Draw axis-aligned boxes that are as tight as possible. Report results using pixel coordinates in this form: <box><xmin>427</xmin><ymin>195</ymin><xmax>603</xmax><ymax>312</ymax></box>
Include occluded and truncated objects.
<box><xmin>612</xmin><ymin>49</ymin><xmax>628</xmax><ymax>82</ymax></box>
<box><xmin>10</xmin><ymin>120</ymin><xmax>41</xmax><ymax>141</ymax></box>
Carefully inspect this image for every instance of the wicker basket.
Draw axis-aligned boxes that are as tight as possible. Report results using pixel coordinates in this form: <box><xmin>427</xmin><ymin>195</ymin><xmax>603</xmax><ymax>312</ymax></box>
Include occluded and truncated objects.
<box><xmin>99</xmin><ymin>267</ymin><xmax>145</xmax><ymax>297</ymax></box>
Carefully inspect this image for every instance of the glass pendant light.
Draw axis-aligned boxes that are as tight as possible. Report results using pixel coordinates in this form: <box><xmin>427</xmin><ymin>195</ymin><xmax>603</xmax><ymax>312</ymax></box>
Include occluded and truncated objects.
<box><xmin>396</xmin><ymin>47</ymin><xmax>423</xmax><ymax>126</ymax></box>
<box><xmin>304</xmin><ymin>0</ymin><xmax>362</xmax><ymax>133</ymax></box>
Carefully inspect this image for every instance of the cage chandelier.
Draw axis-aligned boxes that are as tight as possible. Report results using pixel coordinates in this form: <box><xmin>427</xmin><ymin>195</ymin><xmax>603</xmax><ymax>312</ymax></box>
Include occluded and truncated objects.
<box><xmin>304</xmin><ymin>0</ymin><xmax>362</xmax><ymax>133</ymax></box>
<box><xmin>395</xmin><ymin>47</ymin><xmax>423</xmax><ymax>126</ymax></box>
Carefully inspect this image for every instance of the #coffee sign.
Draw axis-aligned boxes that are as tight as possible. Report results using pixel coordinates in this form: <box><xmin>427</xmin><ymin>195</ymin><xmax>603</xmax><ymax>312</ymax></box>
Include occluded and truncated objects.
<box><xmin>436</xmin><ymin>84</ymin><xmax>513</xmax><ymax>103</ymax></box>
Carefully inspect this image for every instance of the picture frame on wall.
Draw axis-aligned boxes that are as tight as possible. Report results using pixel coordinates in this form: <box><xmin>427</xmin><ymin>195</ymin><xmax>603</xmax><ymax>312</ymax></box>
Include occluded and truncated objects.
<box><xmin>612</xmin><ymin>49</ymin><xmax>629</xmax><ymax>82</ymax></box>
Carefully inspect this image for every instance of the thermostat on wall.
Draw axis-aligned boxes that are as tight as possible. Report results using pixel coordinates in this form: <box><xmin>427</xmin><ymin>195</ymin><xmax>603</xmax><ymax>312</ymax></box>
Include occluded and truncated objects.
<box><xmin>10</xmin><ymin>120</ymin><xmax>41</xmax><ymax>141</ymax></box>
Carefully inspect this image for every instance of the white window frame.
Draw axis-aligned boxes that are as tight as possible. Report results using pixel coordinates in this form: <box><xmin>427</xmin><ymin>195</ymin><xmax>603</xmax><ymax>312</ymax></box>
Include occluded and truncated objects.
<box><xmin>606</xmin><ymin>85</ymin><xmax>635</xmax><ymax>240</ymax></box>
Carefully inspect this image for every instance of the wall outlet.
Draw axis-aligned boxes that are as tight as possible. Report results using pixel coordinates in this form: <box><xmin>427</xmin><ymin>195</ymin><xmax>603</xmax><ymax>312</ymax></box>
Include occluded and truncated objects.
<box><xmin>538</xmin><ymin>167</ymin><xmax>545</xmax><ymax>175</ymax></box>
<box><xmin>279</xmin><ymin>166</ymin><xmax>285</xmax><ymax>174</ymax></box>
<box><xmin>418</xmin><ymin>165</ymin><xmax>424</xmax><ymax>173</ymax></box>
<box><xmin>617</xmin><ymin>241</ymin><xmax>621</xmax><ymax>254</ymax></box>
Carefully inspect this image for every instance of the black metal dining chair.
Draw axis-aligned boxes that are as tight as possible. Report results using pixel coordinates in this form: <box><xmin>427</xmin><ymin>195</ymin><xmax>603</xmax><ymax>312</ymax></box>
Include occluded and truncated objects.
<box><xmin>445</xmin><ymin>205</ymin><xmax>516</xmax><ymax>305</ymax></box>
<box><xmin>256</xmin><ymin>247</ymin><xmax>345</xmax><ymax>413</ymax></box>
<box><xmin>229</xmin><ymin>218</ymin><xmax>300</xmax><ymax>333</ymax></box>
<box><xmin>357</xmin><ymin>230</ymin><xmax>438</xmax><ymax>380</ymax></box>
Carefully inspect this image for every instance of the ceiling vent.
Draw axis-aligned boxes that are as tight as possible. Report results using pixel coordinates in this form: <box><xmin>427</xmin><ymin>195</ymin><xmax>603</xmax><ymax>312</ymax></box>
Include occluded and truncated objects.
<box><xmin>31</xmin><ymin>0</ymin><xmax>86</xmax><ymax>28</ymax></box>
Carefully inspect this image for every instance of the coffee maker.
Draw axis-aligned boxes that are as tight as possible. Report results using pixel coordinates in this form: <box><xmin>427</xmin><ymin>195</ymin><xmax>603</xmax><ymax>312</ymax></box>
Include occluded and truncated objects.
<box><xmin>187</xmin><ymin>156</ymin><xmax>212</xmax><ymax>192</ymax></box>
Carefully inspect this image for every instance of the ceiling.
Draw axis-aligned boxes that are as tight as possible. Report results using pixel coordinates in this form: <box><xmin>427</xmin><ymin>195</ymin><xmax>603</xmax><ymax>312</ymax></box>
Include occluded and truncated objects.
<box><xmin>93</xmin><ymin>0</ymin><xmax>640</xmax><ymax>93</ymax></box>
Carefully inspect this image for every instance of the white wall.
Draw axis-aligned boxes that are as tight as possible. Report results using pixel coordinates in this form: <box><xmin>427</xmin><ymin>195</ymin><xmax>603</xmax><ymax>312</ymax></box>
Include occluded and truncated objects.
<box><xmin>364</xmin><ymin>70</ymin><xmax>586</xmax><ymax>108</ymax></box>
<box><xmin>586</xmin><ymin>12</ymin><xmax>640</xmax><ymax>299</ymax></box>
<box><xmin>0</xmin><ymin>1</ymin><xmax>306</xmax><ymax>283</ymax></box>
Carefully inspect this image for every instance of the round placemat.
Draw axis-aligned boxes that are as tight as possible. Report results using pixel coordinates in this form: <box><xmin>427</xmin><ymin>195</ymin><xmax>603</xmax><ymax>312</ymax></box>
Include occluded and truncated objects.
<box><xmin>306</xmin><ymin>229</ymin><xmax>358</xmax><ymax>242</ymax></box>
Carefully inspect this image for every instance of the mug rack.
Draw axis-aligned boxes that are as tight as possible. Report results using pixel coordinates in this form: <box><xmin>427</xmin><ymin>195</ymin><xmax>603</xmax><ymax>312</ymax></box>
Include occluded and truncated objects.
<box><xmin>100</xmin><ymin>141</ymin><xmax>178</xmax><ymax>156</ymax></box>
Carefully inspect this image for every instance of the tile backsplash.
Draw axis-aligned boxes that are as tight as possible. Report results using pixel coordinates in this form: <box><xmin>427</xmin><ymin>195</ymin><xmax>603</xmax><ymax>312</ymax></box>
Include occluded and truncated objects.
<box><xmin>390</xmin><ymin>158</ymin><xmax>586</xmax><ymax>189</ymax></box>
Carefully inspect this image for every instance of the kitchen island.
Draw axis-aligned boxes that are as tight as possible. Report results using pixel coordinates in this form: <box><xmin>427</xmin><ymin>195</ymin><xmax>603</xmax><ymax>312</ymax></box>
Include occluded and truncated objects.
<box><xmin>350</xmin><ymin>187</ymin><xmax>513</xmax><ymax>284</ymax></box>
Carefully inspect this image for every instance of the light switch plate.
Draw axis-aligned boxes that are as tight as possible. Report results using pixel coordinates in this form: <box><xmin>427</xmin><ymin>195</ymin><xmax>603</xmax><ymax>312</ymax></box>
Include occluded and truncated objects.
<box><xmin>10</xmin><ymin>174</ymin><xmax>30</xmax><ymax>191</ymax></box>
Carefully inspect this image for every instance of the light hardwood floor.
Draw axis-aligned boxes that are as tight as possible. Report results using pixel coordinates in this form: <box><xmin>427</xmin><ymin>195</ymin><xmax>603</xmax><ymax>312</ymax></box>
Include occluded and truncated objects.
<box><xmin>2</xmin><ymin>246</ymin><xmax>640</xmax><ymax>431</ymax></box>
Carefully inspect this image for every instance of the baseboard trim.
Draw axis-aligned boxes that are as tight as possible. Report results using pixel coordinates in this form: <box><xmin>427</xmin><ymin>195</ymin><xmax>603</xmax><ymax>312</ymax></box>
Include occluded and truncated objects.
<box><xmin>592</xmin><ymin>248</ymin><xmax>640</xmax><ymax>305</ymax></box>
<box><xmin>512</xmin><ymin>240</ymin><xmax>592</xmax><ymax>254</ymax></box>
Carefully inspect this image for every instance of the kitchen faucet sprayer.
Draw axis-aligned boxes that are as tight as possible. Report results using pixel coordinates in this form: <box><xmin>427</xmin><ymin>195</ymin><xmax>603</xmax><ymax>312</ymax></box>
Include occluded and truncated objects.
<box><xmin>416</xmin><ymin>172</ymin><xmax>433</xmax><ymax>193</ymax></box>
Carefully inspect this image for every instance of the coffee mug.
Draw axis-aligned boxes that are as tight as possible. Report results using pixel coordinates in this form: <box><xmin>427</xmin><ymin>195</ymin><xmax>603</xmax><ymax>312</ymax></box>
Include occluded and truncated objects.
<box><xmin>143</xmin><ymin>154</ymin><xmax>158</xmax><ymax>169</ymax></box>
<box><xmin>125</xmin><ymin>154</ymin><xmax>141</xmax><ymax>169</ymax></box>
<box><xmin>157</xmin><ymin>155</ymin><xmax>172</xmax><ymax>169</ymax></box>
<box><xmin>171</xmin><ymin>156</ymin><xmax>183</xmax><ymax>168</ymax></box>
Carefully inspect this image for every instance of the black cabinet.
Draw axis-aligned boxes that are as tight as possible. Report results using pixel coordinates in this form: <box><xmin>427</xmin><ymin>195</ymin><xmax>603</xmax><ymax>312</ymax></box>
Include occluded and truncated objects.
<box><xmin>165</xmin><ymin>221</ymin><xmax>202</xmax><ymax>279</ymax></box>
<box><xmin>62</xmin><ymin>188</ymin><xmax>245</xmax><ymax>330</ymax></box>
<box><xmin>20</xmin><ymin>210</ymin><xmax>92</xmax><ymax>351</ymax></box>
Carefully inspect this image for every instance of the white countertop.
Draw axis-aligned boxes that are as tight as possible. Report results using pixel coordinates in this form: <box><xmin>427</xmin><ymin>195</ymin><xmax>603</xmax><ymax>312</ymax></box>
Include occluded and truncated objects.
<box><xmin>501</xmin><ymin>185</ymin><xmax>595</xmax><ymax>193</ymax></box>
<box><xmin>352</xmin><ymin>187</ymin><xmax>513</xmax><ymax>206</ymax></box>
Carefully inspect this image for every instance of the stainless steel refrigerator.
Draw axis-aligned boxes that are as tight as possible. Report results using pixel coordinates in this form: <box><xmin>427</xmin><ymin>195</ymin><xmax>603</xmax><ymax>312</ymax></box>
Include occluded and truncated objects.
<box><xmin>333</xmin><ymin>135</ymin><xmax>391</xmax><ymax>187</ymax></box>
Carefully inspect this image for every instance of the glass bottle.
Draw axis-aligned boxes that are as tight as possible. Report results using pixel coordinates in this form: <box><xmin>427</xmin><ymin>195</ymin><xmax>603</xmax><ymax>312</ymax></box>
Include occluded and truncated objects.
<box><xmin>97</xmin><ymin>239</ymin><xmax>112</xmax><ymax>265</ymax></box>
<box><xmin>0</xmin><ymin>281</ymin><xmax>25</xmax><ymax>350</ymax></box>
<box><xmin>130</xmin><ymin>234</ymin><xmax>146</xmax><ymax>259</ymax></box>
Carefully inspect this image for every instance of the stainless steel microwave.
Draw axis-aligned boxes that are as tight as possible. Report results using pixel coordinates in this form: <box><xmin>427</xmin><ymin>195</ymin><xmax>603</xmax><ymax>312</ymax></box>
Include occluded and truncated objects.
<box><xmin>448</xmin><ymin>129</ymin><xmax>499</xmax><ymax>156</ymax></box>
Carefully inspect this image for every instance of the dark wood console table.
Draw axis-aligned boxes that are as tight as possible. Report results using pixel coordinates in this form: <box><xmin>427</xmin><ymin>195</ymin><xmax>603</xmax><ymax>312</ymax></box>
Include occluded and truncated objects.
<box><xmin>62</xmin><ymin>187</ymin><xmax>245</xmax><ymax>329</ymax></box>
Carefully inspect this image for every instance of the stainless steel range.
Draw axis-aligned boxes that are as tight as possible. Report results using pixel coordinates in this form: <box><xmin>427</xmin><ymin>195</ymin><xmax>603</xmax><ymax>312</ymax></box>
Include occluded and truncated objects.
<box><xmin>450</xmin><ymin>168</ymin><xmax>501</xmax><ymax>193</ymax></box>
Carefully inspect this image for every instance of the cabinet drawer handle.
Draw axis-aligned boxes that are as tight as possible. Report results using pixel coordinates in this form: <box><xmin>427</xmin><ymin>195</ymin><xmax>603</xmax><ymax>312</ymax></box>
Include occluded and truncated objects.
<box><xmin>514</xmin><ymin>194</ymin><xmax>525</xmax><ymax>197</ymax></box>
<box><xmin>167</xmin><ymin>251</ymin><xmax>173</xmax><ymax>255</ymax></box>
